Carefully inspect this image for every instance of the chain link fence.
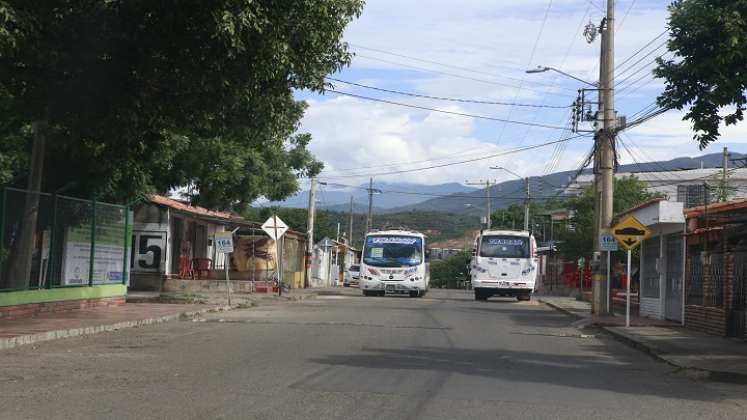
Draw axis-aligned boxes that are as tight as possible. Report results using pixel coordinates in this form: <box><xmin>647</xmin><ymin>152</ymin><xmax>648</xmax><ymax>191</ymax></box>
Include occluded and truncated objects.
<box><xmin>0</xmin><ymin>187</ymin><xmax>130</xmax><ymax>292</ymax></box>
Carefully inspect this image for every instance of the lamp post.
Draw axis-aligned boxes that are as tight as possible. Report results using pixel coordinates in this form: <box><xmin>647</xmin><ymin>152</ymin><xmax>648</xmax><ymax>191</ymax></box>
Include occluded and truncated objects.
<box><xmin>491</xmin><ymin>167</ymin><xmax>530</xmax><ymax>232</ymax></box>
<box><xmin>525</xmin><ymin>66</ymin><xmax>598</xmax><ymax>87</ymax></box>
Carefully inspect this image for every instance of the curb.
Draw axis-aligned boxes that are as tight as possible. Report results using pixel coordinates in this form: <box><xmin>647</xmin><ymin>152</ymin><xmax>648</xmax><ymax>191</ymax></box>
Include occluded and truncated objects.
<box><xmin>601</xmin><ymin>326</ymin><xmax>747</xmax><ymax>385</ymax></box>
<box><xmin>0</xmin><ymin>305</ymin><xmax>231</xmax><ymax>352</ymax></box>
<box><xmin>538</xmin><ymin>298</ymin><xmax>588</xmax><ymax>320</ymax></box>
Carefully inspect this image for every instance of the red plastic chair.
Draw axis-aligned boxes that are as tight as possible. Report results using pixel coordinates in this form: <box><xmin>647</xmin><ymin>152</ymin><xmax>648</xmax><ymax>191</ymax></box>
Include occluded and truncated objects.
<box><xmin>193</xmin><ymin>258</ymin><xmax>213</xmax><ymax>280</ymax></box>
<box><xmin>179</xmin><ymin>256</ymin><xmax>193</xmax><ymax>279</ymax></box>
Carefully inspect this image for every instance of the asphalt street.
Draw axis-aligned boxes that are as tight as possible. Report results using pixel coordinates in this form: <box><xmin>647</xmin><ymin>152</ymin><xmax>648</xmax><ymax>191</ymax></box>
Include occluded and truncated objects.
<box><xmin>2</xmin><ymin>289</ymin><xmax>746</xmax><ymax>419</ymax></box>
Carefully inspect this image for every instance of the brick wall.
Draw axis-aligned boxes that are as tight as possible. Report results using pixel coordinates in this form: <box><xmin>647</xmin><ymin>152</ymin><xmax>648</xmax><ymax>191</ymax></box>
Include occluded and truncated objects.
<box><xmin>685</xmin><ymin>305</ymin><xmax>727</xmax><ymax>336</ymax></box>
<box><xmin>0</xmin><ymin>296</ymin><xmax>125</xmax><ymax>321</ymax></box>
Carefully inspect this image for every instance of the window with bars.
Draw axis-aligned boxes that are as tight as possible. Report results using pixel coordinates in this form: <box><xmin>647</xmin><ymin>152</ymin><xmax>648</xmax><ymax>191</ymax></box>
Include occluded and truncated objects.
<box><xmin>677</xmin><ymin>184</ymin><xmax>707</xmax><ymax>208</ymax></box>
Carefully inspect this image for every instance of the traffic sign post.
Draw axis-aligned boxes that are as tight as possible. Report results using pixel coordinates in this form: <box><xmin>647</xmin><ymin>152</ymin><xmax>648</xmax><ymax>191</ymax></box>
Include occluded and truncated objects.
<box><xmin>215</xmin><ymin>230</ymin><xmax>236</xmax><ymax>305</ymax></box>
<box><xmin>599</xmin><ymin>231</ymin><xmax>618</xmax><ymax>314</ymax></box>
<box><xmin>262</xmin><ymin>216</ymin><xmax>288</xmax><ymax>296</ymax></box>
<box><xmin>611</xmin><ymin>216</ymin><xmax>652</xmax><ymax>327</ymax></box>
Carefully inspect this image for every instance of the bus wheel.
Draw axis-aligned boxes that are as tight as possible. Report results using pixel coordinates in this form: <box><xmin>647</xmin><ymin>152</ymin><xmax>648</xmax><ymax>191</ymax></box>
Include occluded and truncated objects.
<box><xmin>517</xmin><ymin>294</ymin><xmax>531</xmax><ymax>301</ymax></box>
<box><xmin>409</xmin><ymin>291</ymin><xmax>419</xmax><ymax>298</ymax></box>
<box><xmin>474</xmin><ymin>290</ymin><xmax>486</xmax><ymax>301</ymax></box>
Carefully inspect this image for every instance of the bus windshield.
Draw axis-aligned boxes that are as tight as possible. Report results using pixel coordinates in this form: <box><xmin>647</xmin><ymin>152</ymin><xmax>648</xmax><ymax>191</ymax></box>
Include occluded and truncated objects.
<box><xmin>364</xmin><ymin>235</ymin><xmax>423</xmax><ymax>267</ymax></box>
<box><xmin>479</xmin><ymin>236</ymin><xmax>529</xmax><ymax>258</ymax></box>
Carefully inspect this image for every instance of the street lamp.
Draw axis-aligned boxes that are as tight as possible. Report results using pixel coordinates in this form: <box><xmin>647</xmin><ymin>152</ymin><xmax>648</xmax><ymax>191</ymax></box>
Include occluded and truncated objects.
<box><xmin>490</xmin><ymin>167</ymin><xmax>530</xmax><ymax>232</ymax></box>
<box><xmin>526</xmin><ymin>66</ymin><xmax>598</xmax><ymax>87</ymax></box>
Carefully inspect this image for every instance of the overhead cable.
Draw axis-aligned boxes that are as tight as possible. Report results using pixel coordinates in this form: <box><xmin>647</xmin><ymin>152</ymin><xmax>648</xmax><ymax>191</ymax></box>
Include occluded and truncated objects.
<box><xmin>325</xmin><ymin>90</ymin><xmax>571</xmax><ymax>130</ymax></box>
<box><xmin>325</xmin><ymin>78</ymin><xmax>572</xmax><ymax>108</ymax></box>
<box><xmin>320</xmin><ymin>134</ymin><xmax>592</xmax><ymax>179</ymax></box>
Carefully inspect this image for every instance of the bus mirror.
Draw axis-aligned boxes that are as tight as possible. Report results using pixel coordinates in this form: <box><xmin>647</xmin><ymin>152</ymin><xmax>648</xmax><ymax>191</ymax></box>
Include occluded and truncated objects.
<box><xmin>425</xmin><ymin>249</ymin><xmax>431</xmax><ymax>260</ymax></box>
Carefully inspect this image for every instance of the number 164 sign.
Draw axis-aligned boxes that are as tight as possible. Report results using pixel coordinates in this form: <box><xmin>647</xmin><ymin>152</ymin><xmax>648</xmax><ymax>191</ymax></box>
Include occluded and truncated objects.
<box><xmin>215</xmin><ymin>231</ymin><xmax>234</xmax><ymax>254</ymax></box>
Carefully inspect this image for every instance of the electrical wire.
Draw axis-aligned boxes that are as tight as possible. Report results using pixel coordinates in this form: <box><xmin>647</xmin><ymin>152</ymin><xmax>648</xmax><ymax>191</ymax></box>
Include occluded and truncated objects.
<box><xmin>319</xmin><ymin>133</ymin><xmax>592</xmax><ymax>179</ymax></box>
<box><xmin>325</xmin><ymin>89</ymin><xmax>571</xmax><ymax>130</ymax></box>
<box><xmin>325</xmin><ymin>78</ymin><xmax>572</xmax><ymax>108</ymax></box>
<box><xmin>494</xmin><ymin>0</ymin><xmax>555</xmax><ymax>146</ymax></box>
<box><xmin>349</xmin><ymin>43</ymin><xmax>554</xmax><ymax>87</ymax></box>
<box><xmin>614</xmin><ymin>29</ymin><xmax>668</xmax><ymax>71</ymax></box>
<box><xmin>617</xmin><ymin>0</ymin><xmax>638</xmax><ymax>31</ymax></box>
<box><xmin>353</xmin><ymin>54</ymin><xmax>574</xmax><ymax>98</ymax></box>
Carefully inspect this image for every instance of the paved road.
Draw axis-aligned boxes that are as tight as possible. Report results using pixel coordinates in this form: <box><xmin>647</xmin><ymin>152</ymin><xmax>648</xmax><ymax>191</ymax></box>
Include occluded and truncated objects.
<box><xmin>2</xmin><ymin>289</ymin><xmax>746</xmax><ymax>419</ymax></box>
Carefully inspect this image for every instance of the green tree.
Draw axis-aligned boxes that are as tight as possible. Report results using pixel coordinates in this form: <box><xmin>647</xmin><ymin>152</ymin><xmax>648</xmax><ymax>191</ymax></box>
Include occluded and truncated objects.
<box><xmin>654</xmin><ymin>0</ymin><xmax>747</xmax><ymax>149</ymax></box>
<box><xmin>0</xmin><ymin>1</ymin><xmax>363</xmax><ymax>207</ymax></box>
<box><xmin>430</xmin><ymin>252</ymin><xmax>470</xmax><ymax>289</ymax></box>
<box><xmin>557</xmin><ymin>176</ymin><xmax>659</xmax><ymax>261</ymax></box>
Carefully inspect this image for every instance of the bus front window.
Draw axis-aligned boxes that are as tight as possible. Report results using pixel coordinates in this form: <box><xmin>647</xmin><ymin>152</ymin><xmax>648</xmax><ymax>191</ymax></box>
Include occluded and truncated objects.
<box><xmin>364</xmin><ymin>236</ymin><xmax>423</xmax><ymax>267</ymax></box>
<box><xmin>479</xmin><ymin>236</ymin><xmax>529</xmax><ymax>258</ymax></box>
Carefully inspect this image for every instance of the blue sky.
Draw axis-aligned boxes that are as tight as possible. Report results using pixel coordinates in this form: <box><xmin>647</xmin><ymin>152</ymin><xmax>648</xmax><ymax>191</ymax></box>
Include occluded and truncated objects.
<box><xmin>297</xmin><ymin>0</ymin><xmax>747</xmax><ymax>188</ymax></box>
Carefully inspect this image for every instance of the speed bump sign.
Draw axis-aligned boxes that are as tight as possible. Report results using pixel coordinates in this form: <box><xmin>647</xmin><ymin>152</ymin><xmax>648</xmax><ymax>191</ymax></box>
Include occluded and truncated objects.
<box><xmin>611</xmin><ymin>215</ymin><xmax>651</xmax><ymax>251</ymax></box>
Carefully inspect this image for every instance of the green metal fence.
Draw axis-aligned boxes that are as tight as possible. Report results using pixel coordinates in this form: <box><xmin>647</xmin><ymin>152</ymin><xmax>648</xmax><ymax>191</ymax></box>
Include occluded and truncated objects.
<box><xmin>0</xmin><ymin>187</ymin><xmax>131</xmax><ymax>292</ymax></box>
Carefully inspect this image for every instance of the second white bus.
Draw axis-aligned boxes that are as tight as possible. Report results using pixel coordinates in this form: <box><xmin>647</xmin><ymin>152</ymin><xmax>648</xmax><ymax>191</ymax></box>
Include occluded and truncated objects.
<box><xmin>470</xmin><ymin>230</ymin><xmax>537</xmax><ymax>301</ymax></box>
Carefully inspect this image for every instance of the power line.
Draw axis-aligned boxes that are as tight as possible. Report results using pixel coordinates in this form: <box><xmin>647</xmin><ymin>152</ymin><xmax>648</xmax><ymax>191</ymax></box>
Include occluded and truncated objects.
<box><xmin>495</xmin><ymin>0</ymin><xmax>555</xmax><ymax>146</ymax></box>
<box><xmin>319</xmin><ymin>133</ymin><xmax>592</xmax><ymax>179</ymax></box>
<box><xmin>617</xmin><ymin>0</ymin><xmax>638</xmax><ymax>31</ymax></box>
<box><xmin>325</xmin><ymin>89</ymin><xmax>571</xmax><ymax>130</ymax></box>
<box><xmin>321</xmin><ymin>182</ymin><xmax>561</xmax><ymax>201</ymax></box>
<box><xmin>585</xmin><ymin>0</ymin><xmax>605</xmax><ymax>13</ymax></box>
<box><xmin>349</xmin><ymin>44</ymin><xmax>544</xmax><ymax>86</ymax></box>
<box><xmin>325</xmin><ymin>78</ymin><xmax>572</xmax><ymax>108</ymax></box>
<box><xmin>614</xmin><ymin>29</ymin><xmax>668</xmax><ymax>71</ymax></box>
<box><xmin>616</xmin><ymin>41</ymin><xmax>668</xmax><ymax>80</ymax></box>
<box><xmin>353</xmin><ymin>54</ymin><xmax>574</xmax><ymax>98</ymax></box>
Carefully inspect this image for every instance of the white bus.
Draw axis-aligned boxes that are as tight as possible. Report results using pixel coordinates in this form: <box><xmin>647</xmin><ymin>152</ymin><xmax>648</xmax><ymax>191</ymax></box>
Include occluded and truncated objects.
<box><xmin>470</xmin><ymin>230</ymin><xmax>537</xmax><ymax>301</ymax></box>
<box><xmin>359</xmin><ymin>230</ymin><xmax>429</xmax><ymax>298</ymax></box>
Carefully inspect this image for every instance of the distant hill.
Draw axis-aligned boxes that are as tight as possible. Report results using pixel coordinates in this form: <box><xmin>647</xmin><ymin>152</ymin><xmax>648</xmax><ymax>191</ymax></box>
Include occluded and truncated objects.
<box><xmin>258</xmin><ymin>182</ymin><xmax>477</xmax><ymax>210</ymax></box>
<box><xmin>387</xmin><ymin>151</ymin><xmax>745</xmax><ymax>215</ymax></box>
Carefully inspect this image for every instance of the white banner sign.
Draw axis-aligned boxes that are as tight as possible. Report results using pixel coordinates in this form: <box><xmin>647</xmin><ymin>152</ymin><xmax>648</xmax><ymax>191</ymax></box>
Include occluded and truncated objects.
<box><xmin>62</xmin><ymin>226</ymin><xmax>126</xmax><ymax>285</ymax></box>
<box><xmin>215</xmin><ymin>231</ymin><xmax>234</xmax><ymax>254</ymax></box>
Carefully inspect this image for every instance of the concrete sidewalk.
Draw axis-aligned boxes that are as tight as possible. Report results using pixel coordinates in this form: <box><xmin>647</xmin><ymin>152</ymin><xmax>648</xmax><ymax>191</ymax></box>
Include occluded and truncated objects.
<box><xmin>147</xmin><ymin>287</ymin><xmax>333</xmax><ymax>306</ymax></box>
<box><xmin>1</xmin><ymin>288</ymin><xmax>333</xmax><ymax>351</ymax></box>
<box><xmin>538</xmin><ymin>295</ymin><xmax>747</xmax><ymax>383</ymax></box>
<box><xmin>0</xmin><ymin>302</ymin><xmax>226</xmax><ymax>351</ymax></box>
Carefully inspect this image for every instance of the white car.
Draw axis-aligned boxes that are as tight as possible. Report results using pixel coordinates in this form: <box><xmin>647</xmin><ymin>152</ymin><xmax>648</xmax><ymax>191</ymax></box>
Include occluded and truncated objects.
<box><xmin>344</xmin><ymin>264</ymin><xmax>361</xmax><ymax>287</ymax></box>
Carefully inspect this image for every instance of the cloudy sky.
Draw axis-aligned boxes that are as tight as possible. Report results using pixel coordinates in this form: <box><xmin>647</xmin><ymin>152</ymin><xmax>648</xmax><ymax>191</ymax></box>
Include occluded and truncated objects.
<box><xmin>297</xmin><ymin>0</ymin><xmax>747</xmax><ymax>189</ymax></box>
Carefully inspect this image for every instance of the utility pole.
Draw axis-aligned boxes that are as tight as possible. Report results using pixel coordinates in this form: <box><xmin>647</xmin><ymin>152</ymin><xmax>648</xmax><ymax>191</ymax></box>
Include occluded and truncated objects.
<box><xmin>592</xmin><ymin>0</ymin><xmax>616</xmax><ymax>316</ymax></box>
<box><xmin>466</xmin><ymin>180</ymin><xmax>496</xmax><ymax>230</ymax></box>
<box><xmin>348</xmin><ymin>196</ymin><xmax>354</xmax><ymax>246</ymax></box>
<box><xmin>490</xmin><ymin>167</ymin><xmax>529</xmax><ymax>232</ymax></box>
<box><xmin>722</xmin><ymin>147</ymin><xmax>729</xmax><ymax>202</ymax></box>
<box><xmin>524</xmin><ymin>177</ymin><xmax>530</xmax><ymax>232</ymax></box>
<box><xmin>304</xmin><ymin>178</ymin><xmax>318</xmax><ymax>288</ymax></box>
<box><xmin>365</xmin><ymin>178</ymin><xmax>382</xmax><ymax>234</ymax></box>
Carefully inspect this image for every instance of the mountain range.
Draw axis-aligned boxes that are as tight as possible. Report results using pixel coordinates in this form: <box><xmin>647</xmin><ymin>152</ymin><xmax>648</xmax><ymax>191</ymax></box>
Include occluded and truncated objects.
<box><xmin>259</xmin><ymin>182</ymin><xmax>478</xmax><ymax>211</ymax></box>
<box><xmin>259</xmin><ymin>151</ymin><xmax>744</xmax><ymax>215</ymax></box>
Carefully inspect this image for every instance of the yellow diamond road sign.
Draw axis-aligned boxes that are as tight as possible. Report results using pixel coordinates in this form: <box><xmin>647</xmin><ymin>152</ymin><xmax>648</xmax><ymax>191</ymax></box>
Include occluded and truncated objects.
<box><xmin>611</xmin><ymin>215</ymin><xmax>652</xmax><ymax>251</ymax></box>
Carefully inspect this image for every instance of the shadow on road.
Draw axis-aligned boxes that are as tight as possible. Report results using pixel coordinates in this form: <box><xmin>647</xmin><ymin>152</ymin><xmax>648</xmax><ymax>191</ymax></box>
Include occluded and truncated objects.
<box><xmin>309</xmin><ymin>345</ymin><xmax>722</xmax><ymax>402</ymax></box>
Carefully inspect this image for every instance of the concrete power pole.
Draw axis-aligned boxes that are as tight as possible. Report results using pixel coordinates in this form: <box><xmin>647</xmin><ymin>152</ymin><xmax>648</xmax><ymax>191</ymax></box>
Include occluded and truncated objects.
<box><xmin>466</xmin><ymin>180</ymin><xmax>495</xmax><ymax>230</ymax></box>
<box><xmin>348</xmin><ymin>196</ymin><xmax>354</xmax><ymax>245</ymax></box>
<box><xmin>366</xmin><ymin>178</ymin><xmax>374</xmax><ymax>233</ymax></box>
<box><xmin>304</xmin><ymin>177</ymin><xmax>318</xmax><ymax>288</ymax></box>
<box><xmin>587</xmin><ymin>0</ymin><xmax>616</xmax><ymax>312</ymax></box>
<box><xmin>524</xmin><ymin>177</ymin><xmax>530</xmax><ymax>232</ymax></box>
<box><xmin>722</xmin><ymin>146</ymin><xmax>729</xmax><ymax>202</ymax></box>
<box><xmin>592</xmin><ymin>0</ymin><xmax>616</xmax><ymax>315</ymax></box>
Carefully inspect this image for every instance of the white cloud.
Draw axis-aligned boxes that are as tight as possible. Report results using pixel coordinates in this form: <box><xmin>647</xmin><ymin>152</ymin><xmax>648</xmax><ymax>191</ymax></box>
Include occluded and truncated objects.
<box><xmin>300</xmin><ymin>1</ymin><xmax>746</xmax><ymax>189</ymax></box>
<box><xmin>301</xmin><ymin>96</ymin><xmax>581</xmax><ymax>185</ymax></box>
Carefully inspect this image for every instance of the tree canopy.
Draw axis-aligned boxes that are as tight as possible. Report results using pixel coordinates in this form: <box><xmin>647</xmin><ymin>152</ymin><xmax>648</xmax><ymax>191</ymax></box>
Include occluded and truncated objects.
<box><xmin>655</xmin><ymin>0</ymin><xmax>747</xmax><ymax>149</ymax></box>
<box><xmin>557</xmin><ymin>176</ymin><xmax>660</xmax><ymax>261</ymax></box>
<box><xmin>0</xmin><ymin>0</ymin><xmax>364</xmax><ymax>207</ymax></box>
